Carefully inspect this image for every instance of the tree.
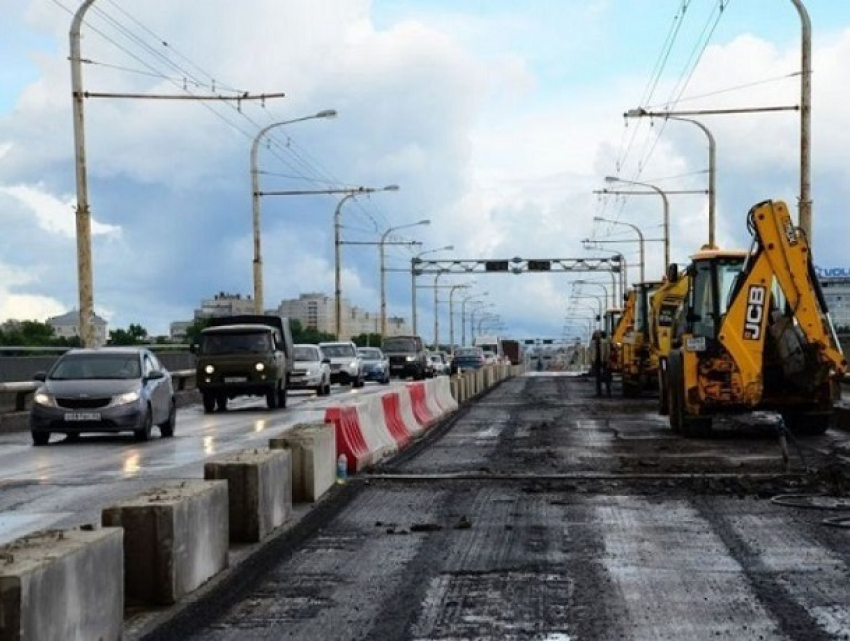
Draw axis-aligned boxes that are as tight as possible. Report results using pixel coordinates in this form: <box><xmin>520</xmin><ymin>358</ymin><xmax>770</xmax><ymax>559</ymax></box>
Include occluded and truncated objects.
<box><xmin>290</xmin><ymin>319</ymin><xmax>335</xmax><ymax>344</ymax></box>
<box><xmin>0</xmin><ymin>320</ymin><xmax>57</xmax><ymax>346</ymax></box>
<box><xmin>108</xmin><ymin>323</ymin><xmax>148</xmax><ymax>345</ymax></box>
<box><xmin>351</xmin><ymin>333</ymin><xmax>382</xmax><ymax>347</ymax></box>
<box><xmin>184</xmin><ymin>318</ymin><xmax>211</xmax><ymax>346</ymax></box>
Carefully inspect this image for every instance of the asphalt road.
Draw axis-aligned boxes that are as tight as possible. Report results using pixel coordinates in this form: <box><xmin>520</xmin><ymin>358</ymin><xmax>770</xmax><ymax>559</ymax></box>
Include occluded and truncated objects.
<box><xmin>0</xmin><ymin>382</ymin><xmax>397</xmax><ymax>546</ymax></box>
<box><xmin>144</xmin><ymin>373</ymin><xmax>850</xmax><ymax>641</ymax></box>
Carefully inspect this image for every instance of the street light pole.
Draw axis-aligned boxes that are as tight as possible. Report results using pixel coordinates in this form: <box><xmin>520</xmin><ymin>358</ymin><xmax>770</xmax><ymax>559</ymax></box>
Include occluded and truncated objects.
<box><xmin>433</xmin><ymin>272</ymin><xmax>443</xmax><ymax>348</ymax></box>
<box><xmin>592</xmin><ymin>218</ymin><xmax>645</xmax><ymax>283</ymax></box>
<box><xmin>573</xmin><ymin>280</ymin><xmax>610</xmax><ymax>309</ymax></box>
<box><xmin>460</xmin><ymin>293</ymin><xmax>488</xmax><ymax>346</ymax></box>
<box><xmin>379</xmin><ymin>220</ymin><xmax>429</xmax><ymax>336</ymax></box>
<box><xmin>410</xmin><ymin>245</ymin><xmax>453</xmax><ymax>336</ymax></box>
<box><xmin>334</xmin><ymin>184</ymin><xmax>399</xmax><ymax>339</ymax></box>
<box><xmin>602</xmin><ymin>176</ymin><xmax>671</xmax><ymax>264</ymax></box>
<box><xmin>448</xmin><ymin>283</ymin><xmax>471</xmax><ymax>355</ymax></box>
<box><xmin>469</xmin><ymin>303</ymin><xmax>494</xmax><ymax>343</ymax></box>
<box><xmin>791</xmin><ymin>0</ymin><xmax>812</xmax><ymax>240</ymax></box>
<box><xmin>250</xmin><ymin>110</ymin><xmax>337</xmax><ymax>313</ymax></box>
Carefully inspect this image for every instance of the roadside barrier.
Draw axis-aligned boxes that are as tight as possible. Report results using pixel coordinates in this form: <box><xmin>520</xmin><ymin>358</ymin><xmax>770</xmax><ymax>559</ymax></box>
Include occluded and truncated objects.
<box><xmin>423</xmin><ymin>378</ymin><xmax>445</xmax><ymax>417</ymax></box>
<box><xmin>354</xmin><ymin>393</ymin><xmax>398</xmax><ymax>463</ymax></box>
<box><xmin>407</xmin><ymin>381</ymin><xmax>436</xmax><ymax>427</ymax></box>
<box><xmin>324</xmin><ymin>405</ymin><xmax>373</xmax><ymax>474</ymax></box>
<box><xmin>381</xmin><ymin>392</ymin><xmax>413</xmax><ymax>448</ymax></box>
<box><xmin>434</xmin><ymin>375</ymin><xmax>459</xmax><ymax>413</ymax></box>
<box><xmin>398</xmin><ymin>386</ymin><xmax>425</xmax><ymax>437</ymax></box>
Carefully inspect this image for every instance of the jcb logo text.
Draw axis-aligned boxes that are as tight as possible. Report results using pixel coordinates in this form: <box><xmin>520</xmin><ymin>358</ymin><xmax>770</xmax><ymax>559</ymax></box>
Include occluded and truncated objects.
<box><xmin>744</xmin><ymin>286</ymin><xmax>766</xmax><ymax>340</ymax></box>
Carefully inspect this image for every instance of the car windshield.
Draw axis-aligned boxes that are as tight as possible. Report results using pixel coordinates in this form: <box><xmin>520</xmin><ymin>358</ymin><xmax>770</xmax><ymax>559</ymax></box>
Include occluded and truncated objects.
<box><xmin>322</xmin><ymin>344</ymin><xmax>355</xmax><ymax>358</ymax></box>
<box><xmin>430</xmin><ymin>355</ymin><xmax>443</xmax><ymax>363</ymax></box>
<box><xmin>358</xmin><ymin>348</ymin><xmax>382</xmax><ymax>360</ymax></box>
<box><xmin>382</xmin><ymin>338</ymin><xmax>416</xmax><ymax>352</ymax></box>
<box><xmin>294</xmin><ymin>346</ymin><xmax>319</xmax><ymax>361</ymax></box>
<box><xmin>201</xmin><ymin>332</ymin><xmax>271</xmax><ymax>354</ymax></box>
<box><xmin>50</xmin><ymin>353</ymin><xmax>141</xmax><ymax>380</ymax></box>
<box><xmin>455</xmin><ymin>349</ymin><xmax>481</xmax><ymax>358</ymax></box>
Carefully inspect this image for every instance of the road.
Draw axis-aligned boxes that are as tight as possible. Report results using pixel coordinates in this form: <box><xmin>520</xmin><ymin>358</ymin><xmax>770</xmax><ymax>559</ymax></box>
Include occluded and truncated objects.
<box><xmin>0</xmin><ymin>382</ymin><xmax>395</xmax><ymax>546</ymax></box>
<box><xmin>143</xmin><ymin>373</ymin><xmax>850</xmax><ymax>641</ymax></box>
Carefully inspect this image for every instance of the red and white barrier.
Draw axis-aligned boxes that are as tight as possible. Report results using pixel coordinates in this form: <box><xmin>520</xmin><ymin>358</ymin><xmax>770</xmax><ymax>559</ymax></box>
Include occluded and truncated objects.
<box><xmin>433</xmin><ymin>375</ymin><xmax>459</xmax><ymax>413</ymax></box>
<box><xmin>380</xmin><ymin>392</ymin><xmax>413</xmax><ymax>448</ymax></box>
<box><xmin>406</xmin><ymin>382</ymin><xmax>436</xmax><ymax>428</ymax></box>
<box><xmin>397</xmin><ymin>387</ymin><xmax>425</xmax><ymax>437</ymax></box>
<box><xmin>423</xmin><ymin>378</ymin><xmax>445</xmax><ymax>416</ymax></box>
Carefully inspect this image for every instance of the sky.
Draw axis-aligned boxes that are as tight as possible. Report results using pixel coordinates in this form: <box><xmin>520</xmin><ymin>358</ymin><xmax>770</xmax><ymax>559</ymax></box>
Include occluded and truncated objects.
<box><xmin>2</xmin><ymin>0</ymin><xmax>850</xmax><ymax>343</ymax></box>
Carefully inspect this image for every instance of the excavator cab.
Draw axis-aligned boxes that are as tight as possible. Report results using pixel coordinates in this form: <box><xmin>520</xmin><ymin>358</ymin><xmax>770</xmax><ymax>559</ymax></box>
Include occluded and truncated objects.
<box><xmin>621</xmin><ymin>280</ymin><xmax>663</xmax><ymax>397</ymax></box>
<box><xmin>682</xmin><ymin>250</ymin><xmax>748</xmax><ymax>349</ymax></box>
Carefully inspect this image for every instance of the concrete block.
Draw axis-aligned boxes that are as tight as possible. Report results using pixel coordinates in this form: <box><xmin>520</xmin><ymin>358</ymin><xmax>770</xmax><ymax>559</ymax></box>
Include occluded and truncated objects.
<box><xmin>269</xmin><ymin>423</ymin><xmax>336</xmax><ymax>502</ymax></box>
<box><xmin>204</xmin><ymin>449</ymin><xmax>292</xmax><ymax>543</ymax></box>
<box><xmin>102</xmin><ymin>480</ymin><xmax>229</xmax><ymax>606</ymax></box>
<box><xmin>0</xmin><ymin>527</ymin><xmax>123</xmax><ymax>641</ymax></box>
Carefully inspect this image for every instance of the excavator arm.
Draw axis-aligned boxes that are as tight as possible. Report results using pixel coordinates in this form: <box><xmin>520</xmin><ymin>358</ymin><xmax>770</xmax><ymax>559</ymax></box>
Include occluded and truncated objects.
<box><xmin>719</xmin><ymin>200</ymin><xmax>845</xmax><ymax>401</ymax></box>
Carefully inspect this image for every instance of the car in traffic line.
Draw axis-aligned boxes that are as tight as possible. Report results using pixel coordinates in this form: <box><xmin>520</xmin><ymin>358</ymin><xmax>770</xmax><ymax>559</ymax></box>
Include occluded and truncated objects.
<box><xmin>381</xmin><ymin>334</ymin><xmax>430</xmax><ymax>380</ymax></box>
<box><xmin>29</xmin><ymin>347</ymin><xmax>176</xmax><ymax>445</ymax></box>
<box><xmin>357</xmin><ymin>347</ymin><xmax>391</xmax><ymax>384</ymax></box>
<box><xmin>318</xmin><ymin>341</ymin><xmax>364</xmax><ymax>387</ymax></box>
<box><xmin>429</xmin><ymin>352</ymin><xmax>449</xmax><ymax>376</ymax></box>
<box><xmin>449</xmin><ymin>347</ymin><xmax>487</xmax><ymax>375</ymax></box>
<box><xmin>289</xmin><ymin>344</ymin><xmax>332</xmax><ymax>395</ymax></box>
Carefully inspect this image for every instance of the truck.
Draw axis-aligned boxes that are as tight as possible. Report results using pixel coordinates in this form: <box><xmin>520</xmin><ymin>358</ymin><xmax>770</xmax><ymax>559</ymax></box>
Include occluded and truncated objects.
<box><xmin>473</xmin><ymin>335</ymin><xmax>503</xmax><ymax>361</ymax></box>
<box><xmin>193</xmin><ymin>315</ymin><xmax>294</xmax><ymax>413</ymax></box>
<box><xmin>501</xmin><ymin>339</ymin><xmax>522</xmax><ymax>365</ymax></box>
<box><xmin>663</xmin><ymin>199</ymin><xmax>846</xmax><ymax>437</ymax></box>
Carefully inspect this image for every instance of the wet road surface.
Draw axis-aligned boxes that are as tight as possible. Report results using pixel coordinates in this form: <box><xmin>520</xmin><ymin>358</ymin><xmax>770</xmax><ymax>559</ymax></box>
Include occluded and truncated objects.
<box><xmin>0</xmin><ymin>383</ymin><xmax>395</xmax><ymax>545</ymax></box>
<box><xmin>144</xmin><ymin>373</ymin><xmax>850</xmax><ymax>641</ymax></box>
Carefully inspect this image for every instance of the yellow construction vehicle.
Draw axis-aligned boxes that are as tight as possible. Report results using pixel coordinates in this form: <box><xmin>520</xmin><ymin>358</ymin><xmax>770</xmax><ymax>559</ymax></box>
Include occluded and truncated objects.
<box><xmin>620</xmin><ymin>280</ymin><xmax>663</xmax><ymax>397</ymax></box>
<box><xmin>602</xmin><ymin>306</ymin><xmax>624</xmax><ymax>374</ymax></box>
<box><xmin>609</xmin><ymin>297</ymin><xmax>633</xmax><ymax>376</ymax></box>
<box><xmin>664</xmin><ymin>199</ymin><xmax>846</xmax><ymax>436</ymax></box>
<box><xmin>650</xmin><ymin>269</ymin><xmax>691</xmax><ymax>415</ymax></box>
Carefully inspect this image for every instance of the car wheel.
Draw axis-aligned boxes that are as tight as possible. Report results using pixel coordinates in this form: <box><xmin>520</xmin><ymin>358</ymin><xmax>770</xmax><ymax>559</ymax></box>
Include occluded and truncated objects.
<box><xmin>202</xmin><ymin>392</ymin><xmax>215</xmax><ymax>414</ymax></box>
<box><xmin>134</xmin><ymin>410</ymin><xmax>153</xmax><ymax>442</ymax></box>
<box><xmin>324</xmin><ymin>380</ymin><xmax>332</xmax><ymax>395</ymax></box>
<box><xmin>267</xmin><ymin>385</ymin><xmax>278</xmax><ymax>409</ymax></box>
<box><xmin>381</xmin><ymin>375</ymin><xmax>390</xmax><ymax>385</ymax></box>
<box><xmin>277</xmin><ymin>384</ymin><xmax>287</xmax><ymax>408</ymax></box>
<box><xmin>160</xmin><ymin>400</ymin><xmax>176</xmax><ymax>438</ymax></box>
<box><xmin>32</xmin><ymin>431</ymin><xmax>50</xmax><ymax>446</ymax></box>
<box><xmin>216</xmin><ymin>395</ymin><xmax>228</xmax><ymax>412</ymax></box>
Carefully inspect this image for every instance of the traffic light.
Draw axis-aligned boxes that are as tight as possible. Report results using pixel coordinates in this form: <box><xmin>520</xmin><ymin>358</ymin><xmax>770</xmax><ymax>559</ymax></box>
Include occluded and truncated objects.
<box><xmin>527</xmin><ymin>260</ymin><xmax>551</xmax><ymax>271</ymax></box>
<box><xmin>484</xmin><ymin>260</ymin><xmax>510</xmax><ymax>272</ymax></box>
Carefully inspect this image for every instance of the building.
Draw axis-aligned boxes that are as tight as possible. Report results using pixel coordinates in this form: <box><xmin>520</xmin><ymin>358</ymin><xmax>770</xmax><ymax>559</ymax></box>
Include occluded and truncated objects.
<box><xmin>276</xmin><ymin>292</ymin><xmax>411</xmax><ymax>339</ymax></box>
<box><xmin>278</xmin><ymin>293</ymin><xmax>335</xmax><ymax>335</ymax></box>
<box><xmin>816</xmin><ymin>267</ymin><xmax>850</xmax><ymax>331</ymax></box>
<box><xmin>195</xmin><ymin>292</ymin><xmax>256</xmax><ymax>319</ymax></box>
<box><xmin>46</xmin><ymin>310</ymin><xmax>108</xmax><ymax>347</ymax></box>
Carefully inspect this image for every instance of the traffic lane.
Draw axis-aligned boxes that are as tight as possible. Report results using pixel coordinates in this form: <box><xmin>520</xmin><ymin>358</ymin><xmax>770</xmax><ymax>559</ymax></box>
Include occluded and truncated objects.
<box><xmin>153</xmin><ymin>373</ymin><xmax>850</xmax><ymax>641</ymax></box>
<box><xmin>0</xmin><ymin>380</ymin><xmax>404</xmax><ymax>546</ymax></box>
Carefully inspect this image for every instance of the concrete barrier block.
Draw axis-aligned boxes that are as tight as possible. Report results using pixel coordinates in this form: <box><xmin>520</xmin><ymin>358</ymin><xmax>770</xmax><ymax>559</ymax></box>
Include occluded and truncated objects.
<box><xmin>0</xmin><ymin>527</ymin><xmax>123</xmax><ymax>641</ymax></box>
<box><xmin>102</xmin><ymin>480</ymin><xmax>229</xmax><ymax>606</ymax></box>
<box><xmin>204</xmin><ymin>449</ymin><xmax>292</xmax><ymax>542</ymax></box>
<box><xmin>269</xmin><ymin>423</ymin><xmax>336</xmax><ymax>503</ymax></box>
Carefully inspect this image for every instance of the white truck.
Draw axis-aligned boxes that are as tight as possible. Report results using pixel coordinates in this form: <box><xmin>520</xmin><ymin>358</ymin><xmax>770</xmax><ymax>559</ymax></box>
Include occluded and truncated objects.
<box><xmin>473</xmin><ymin>335</ymin><xmax>503</xmax><ymax>362</ymax></box>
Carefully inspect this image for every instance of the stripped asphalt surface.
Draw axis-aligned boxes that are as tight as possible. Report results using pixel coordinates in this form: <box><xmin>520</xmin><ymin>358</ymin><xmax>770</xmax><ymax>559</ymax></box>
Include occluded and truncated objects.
<box><xmin>145</xmin><ymin>373</ymin><xmax>850</xmax><ymax>641</ymax></box>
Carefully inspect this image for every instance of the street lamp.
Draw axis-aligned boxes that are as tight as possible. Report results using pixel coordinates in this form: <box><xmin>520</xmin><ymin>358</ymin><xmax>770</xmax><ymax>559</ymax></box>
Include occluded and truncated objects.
<box><xmin>603</xmin><ymin>176</ymin><xmax>671</xmax><ymax>265</ymax></box>
<box><xmin>593</xmin><ymin>217</ymin><xmax>646</xmax><ymax>283</ymax></box>
<box><xmin>448</xmin><ymin>283</ymin><xmax>472</xmax><ymax>355</ymax></box>
<box><xmin>334</xmin><ymin>185</ymin><xmax>399</xmax><ymax>339</ymax></box>
<box><xmin>469</xmin><ymin>303</ymin><xmax>495</xmax><ymax>343</ymax></box>
<box><xmin>250</xmin><ymin>109</ymin><xmax>337</xmax><ymax>313</ymax></box>
<box><xmin>573</xmin><ymin>280</ymin><xmax>611</xmax><ymax>309</ymax></box>
<box><xmin>379</xmin><ymin>219</ymin><xmax>429</xmax><ymax>336</ymax></box>
<box><xmin>411</xmin><ymin>245</ymin><xmax>453</xmax><ymax>335</ymax></box>
<box><xmin>571</xmin><ymin>292</ymin><xmax>604</xmax><ymax>319</ymax></box>
<box><xmin>461</xmin><ymin>292</ymin><xmax>488</xmax><ymax>346</ymax></box>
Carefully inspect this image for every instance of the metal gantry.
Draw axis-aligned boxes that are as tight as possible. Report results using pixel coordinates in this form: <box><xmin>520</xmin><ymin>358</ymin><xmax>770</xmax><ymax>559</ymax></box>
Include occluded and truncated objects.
<box><xmin>411</xmin><ymin>256</ymin><xmax>622</xmax><ymax>276</ymax></box>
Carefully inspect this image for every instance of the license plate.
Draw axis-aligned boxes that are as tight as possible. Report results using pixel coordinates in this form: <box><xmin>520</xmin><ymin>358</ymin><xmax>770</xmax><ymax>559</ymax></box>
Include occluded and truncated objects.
<box><xmin>686</xmin><ymin>336</ymin><xmax>706</xmax><ymax>352</ymax></box>
<box><xmin>65</xmin><ymin>412</ymin><xmax>101</xmax><ymax>421</ymax></box>
<box><xmin>224</xmin><ymin>376</ymin><xmax>247</xmax><ymax>383</ymax></box>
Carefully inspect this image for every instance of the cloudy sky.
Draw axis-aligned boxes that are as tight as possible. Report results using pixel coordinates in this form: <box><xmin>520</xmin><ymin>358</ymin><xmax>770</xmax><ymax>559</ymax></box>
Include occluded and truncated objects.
<box><xmin>2</xmin><ymin>0</ymin><xmax>849</xmax><ymax>343</ymax></box>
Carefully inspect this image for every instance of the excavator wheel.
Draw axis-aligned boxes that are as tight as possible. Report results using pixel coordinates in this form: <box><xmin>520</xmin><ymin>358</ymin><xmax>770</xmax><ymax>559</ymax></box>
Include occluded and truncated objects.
<box><xmin>667</xmin><ymin>353</ymin><xmax>683</xmax><ymax>433</ymax></box>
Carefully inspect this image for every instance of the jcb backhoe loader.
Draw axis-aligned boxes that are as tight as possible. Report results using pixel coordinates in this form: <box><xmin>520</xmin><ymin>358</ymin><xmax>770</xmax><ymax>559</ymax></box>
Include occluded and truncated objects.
<box><xmin>664</xmin><ymin>199</ymin><xmax>846</xmax><ymax>436</ymax></box>
<box><xmin>620</xmin><ymin>280</ymin><xmax>663</xmax><ymax>397</ymax></box>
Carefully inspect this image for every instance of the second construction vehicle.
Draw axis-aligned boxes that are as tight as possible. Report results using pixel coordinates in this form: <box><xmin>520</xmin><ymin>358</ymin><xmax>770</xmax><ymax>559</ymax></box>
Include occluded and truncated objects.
<box><xmin>663</xmin><ymin>199</ymin><xmax>846</xmax><ymax>436</ymax></box>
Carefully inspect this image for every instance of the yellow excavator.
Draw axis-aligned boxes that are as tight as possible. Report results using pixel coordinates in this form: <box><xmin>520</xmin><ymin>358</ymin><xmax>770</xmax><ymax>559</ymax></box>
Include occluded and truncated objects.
<box><xmin>663</xmin><ymin>199</ymin><xmax>846</xmax><ymax>436</ymax></box>
<box><xmin>651</xmin><ymin>268</ymin><xmax>692</xmax><ymax>415</ymax></box>
<box><xmin>620</xmin><ymin>280</ymin><xmax>663</xmax><ymax>397</ymax></box>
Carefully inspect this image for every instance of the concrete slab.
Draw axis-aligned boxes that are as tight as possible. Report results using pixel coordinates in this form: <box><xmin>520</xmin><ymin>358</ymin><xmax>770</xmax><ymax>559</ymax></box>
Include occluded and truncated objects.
<box><xmin>204</xmin><ymin>449</ymin><xmax>292</xmax><ymax>543</ymax></box>
<box><xmin>101</xmin><ymin>480</ymin><xmax>229</xmax><ymax>606</ymax></box>
<box><xmin>0</xmin><ymin>527</ymin><xmax>123</xmax><ymax>641</ymax></box>
<box><xmin>269</xmin><ymin>423</ymin><xmax>336</xmax><ymax>503</ymax></box>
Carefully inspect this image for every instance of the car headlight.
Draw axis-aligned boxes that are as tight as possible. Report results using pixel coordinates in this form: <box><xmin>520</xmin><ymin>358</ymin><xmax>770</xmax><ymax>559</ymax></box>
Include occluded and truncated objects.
<box><xmin>405</xmin><ymin>355</ymin><xmax>415</xmax><ymax>362</ymax></box>
<box><xmin>350</xmin><ymin>360</ymin><xmax>358</xmax><ymax>369</ymax></box>
<box><xmin>255</xmin><ymin>362</ymin><xmax>265</xmax><ymax>372</ymax></box>
<box><xmin>204</xmin><ymin>364</ymin><xmax>215</xmax><ymax>374</ymax></box>
<box><xmin>112</xmin><ymin>391</ymin><xmax>140</xmax><ymax>406</ymax></box>
<box><xmin>34</xmin><ymin>391</ymin><xmax>56</xmax><ymax>407</ymax></box>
